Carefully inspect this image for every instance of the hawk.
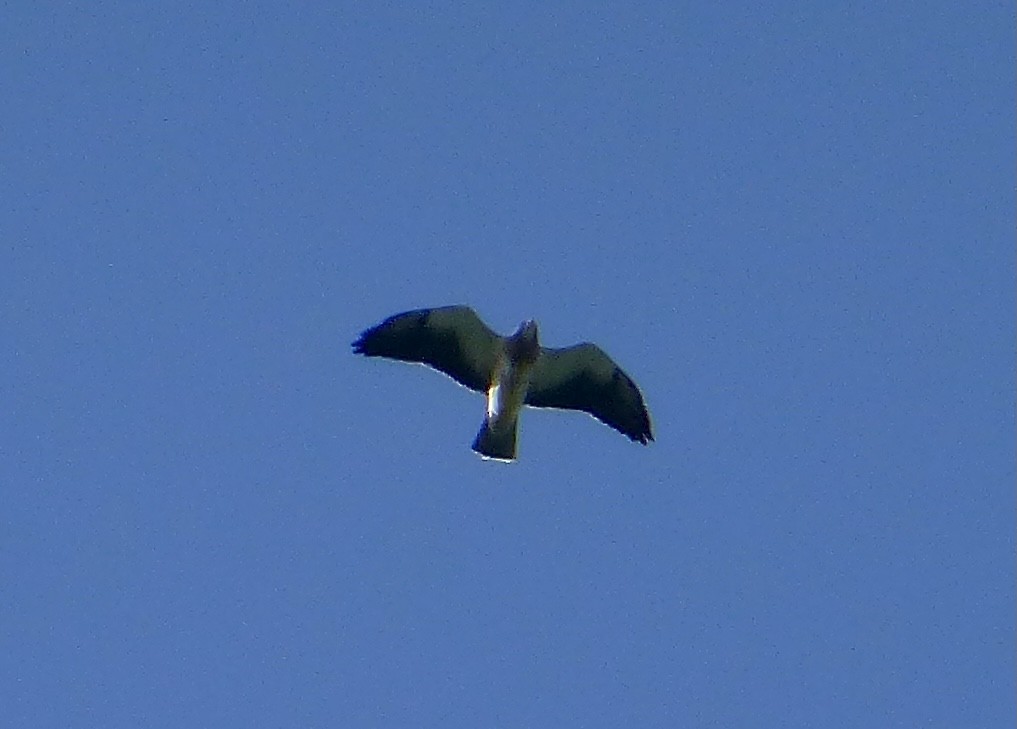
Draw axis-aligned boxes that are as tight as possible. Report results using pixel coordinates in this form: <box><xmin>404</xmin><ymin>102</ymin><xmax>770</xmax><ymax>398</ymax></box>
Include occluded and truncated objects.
<box><xmin>352</xmin><ymin>306</ymin><xmax>653</xmax><ymax>461</ymax></box>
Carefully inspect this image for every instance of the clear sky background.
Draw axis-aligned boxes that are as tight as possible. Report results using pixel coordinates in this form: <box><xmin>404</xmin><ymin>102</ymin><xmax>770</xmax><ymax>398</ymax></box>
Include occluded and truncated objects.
<box><xmin>3</xmin><ymin>3</ymin><xmax>1014</xmax><ymax>727</ymax></box>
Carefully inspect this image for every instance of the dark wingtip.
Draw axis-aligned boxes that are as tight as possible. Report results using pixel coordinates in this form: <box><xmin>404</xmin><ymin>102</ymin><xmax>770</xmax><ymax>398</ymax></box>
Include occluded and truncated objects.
<box><xmin>613</xmin><ymin>367</ymin><xmax>653</xmax><ymax>446</ymax></box>
<box><xmin>641</xmin><ymin>421</ymin><xmax>654</xmax><ymax>444</ymax></box>
<box><xmin>631</xmin><ymin>428</ymin><xmax>653</xmax><ymax>445</ymax></box>
<box><xmin>351</xmin><ymin>330</ymin><xmax>371</xmax><ymax>355</ymax></box>
<box><xmin>618</xmin><ymin>417</ymin><xmax>652</xmax><ymax>444</ymax></box>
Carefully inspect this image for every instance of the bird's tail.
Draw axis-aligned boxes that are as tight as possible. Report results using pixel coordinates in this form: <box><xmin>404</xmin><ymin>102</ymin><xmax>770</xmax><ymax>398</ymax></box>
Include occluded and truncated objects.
<box><xmin>471</xmin><ymin>416</ymin><xmax>518</xmax><ymax>462</ymax></box>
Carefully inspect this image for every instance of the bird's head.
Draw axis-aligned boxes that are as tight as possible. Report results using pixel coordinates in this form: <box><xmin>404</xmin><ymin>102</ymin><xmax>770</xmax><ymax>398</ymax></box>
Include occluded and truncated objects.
<box><xmin>508</xmin><ymin>319</ymin><xmax>540</xmax><ymax>364</ymax></box>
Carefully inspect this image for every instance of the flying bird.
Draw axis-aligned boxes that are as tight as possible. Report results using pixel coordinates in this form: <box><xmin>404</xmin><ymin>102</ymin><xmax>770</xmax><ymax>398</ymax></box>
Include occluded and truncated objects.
<box><xmin>352</xmin><ymin>306</ymin><xmax>653</xmax><ymax>461</ymax></box>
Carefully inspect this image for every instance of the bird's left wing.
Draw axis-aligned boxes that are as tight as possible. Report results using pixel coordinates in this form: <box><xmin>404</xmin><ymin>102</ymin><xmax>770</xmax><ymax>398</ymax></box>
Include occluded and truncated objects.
<box><xmin>352</xmin><ymin>306</ymin><xmax>500</xmax><ymax>392</ymax></box>
<box><xmin>526</xmin><ymin>343</ymin><xmax>653</xmax><ymax>443</ymax></box>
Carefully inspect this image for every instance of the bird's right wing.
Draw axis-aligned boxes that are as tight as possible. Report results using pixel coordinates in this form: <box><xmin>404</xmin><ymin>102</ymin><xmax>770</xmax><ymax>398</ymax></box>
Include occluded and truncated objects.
<box><xmin>352</xmin><ymin>306</ymin><xmax>500</xmax><ymax>392</ymax></box>
<box><xmin>526</xmin><ymin>343</ymin><xmax>653</xmax><ymax>444</ymax></box>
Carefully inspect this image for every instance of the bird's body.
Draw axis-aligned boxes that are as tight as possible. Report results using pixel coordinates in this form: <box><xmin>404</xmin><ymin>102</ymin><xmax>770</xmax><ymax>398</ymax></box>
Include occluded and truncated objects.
<box><xmin>471</xmin><ymin>320</ymin><xmax>540</xmax><ymax>460</ymax></box>
<box><xmin>353</xmin><ymin>306</ymin><xmax>652</xmax><ymax>461</ymax></box>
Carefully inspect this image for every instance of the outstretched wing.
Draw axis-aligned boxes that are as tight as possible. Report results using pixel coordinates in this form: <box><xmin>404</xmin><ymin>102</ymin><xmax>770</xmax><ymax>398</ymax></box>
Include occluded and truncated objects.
<box><xmin>526</xmin><ymin>343</ymin><xmax>653</xmax><ymax>444</ymax></box>
<box><xmin>352</xmin><ymin>306</ymin><xmax>501</xmax><ymax>392</ymax></box>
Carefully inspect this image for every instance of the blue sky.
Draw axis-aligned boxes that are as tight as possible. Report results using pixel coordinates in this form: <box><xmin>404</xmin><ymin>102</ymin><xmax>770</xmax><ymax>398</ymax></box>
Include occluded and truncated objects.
<box><xmin>3</xmin><ymin>3</ymin><xmax>1014</xmax><ymax>727</ymax></box>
